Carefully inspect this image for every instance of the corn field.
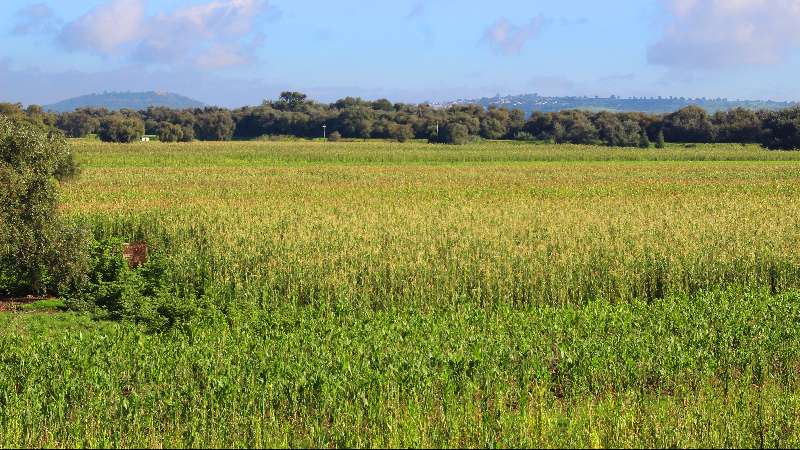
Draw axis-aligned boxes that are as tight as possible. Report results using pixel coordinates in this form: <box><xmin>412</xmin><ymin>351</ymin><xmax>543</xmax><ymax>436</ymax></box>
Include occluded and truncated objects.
<box><xmin>2</xmin><ymin>140</ymin><xmax>800</xmax><ymax>447</ymax></box>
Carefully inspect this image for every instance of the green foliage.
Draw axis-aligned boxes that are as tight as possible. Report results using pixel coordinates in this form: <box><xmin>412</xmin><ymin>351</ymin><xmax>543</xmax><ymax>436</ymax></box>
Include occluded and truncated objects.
<box><xmin>5</xmin><ymin>139</ymin><xmax>800</xmax><ymax>446</ymax></box>
<box><xmin>663</xmin><ymin>105</ymin><xmax>715</xmax><ymax>143</ymax></box>
<box><xmin>4</xmin><ymin>289</ymin><xmax>800</xmax><ymax>447</ymax></box>
<box><xmin>513</xmin><ymin>131</ymin><xmax>536</xmax><ymax>141</ymax></box>
<box><xmin>97</xmin><ymin>114</ymin><xmax>145</xmax><ymax>143</ymax></box>
<box><xmin>638</xmin><ymin>128</ymin><xmax>650</xmax><ymax>148</ymax></box>
<box><xmin>63</xmin><ymin>237</ymin><xmax>200</xmax><ymax>332</ymax></box>
<box><xmin>327</xmin><ymin>130</ymin><xmax>342</xmax><ymax>142</ymax></box>
<box><xmin>157</xmin><ymin>122</ymin><xmax>184</xmax><ymax>143</ymax></box>
<box><xmin>760</xmin><ymin>107</ymin><xmax>800</xmax><ymax>150</ymax></box>
<box><xmin>389</xmin><ymin>123</ymin><xmax>414</xmax><ymax>142</ymax></box>
<box><xmin>193</xmin><ymin>108</ymin><xmax>235</xmax><ymax>141</ymax></box>
<box><xmin>656</xmin><ymin>129</ymin><xmax>666</xmax><ymax>148</ymax></box>
<box><xmin>432</xmin><ymin>122</ymin><xmax>469</xmax><ymax>145</ymax></box>
<box><xmin>56</xmin><ymin>112</ymin><xmax>99</xmax><ymax>138</ymax></box>
<box><xmin>0</xmin><ymin>116</ymin><xmax>87</xmax><ymax>295</ymax></box>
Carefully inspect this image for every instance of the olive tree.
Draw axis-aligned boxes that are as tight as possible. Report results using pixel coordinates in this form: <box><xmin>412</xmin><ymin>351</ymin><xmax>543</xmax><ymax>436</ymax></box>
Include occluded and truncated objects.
<box><xmin>0</xmin><ymin>117</ymin><xmax>87</xmax><ymax>295</ymax></box>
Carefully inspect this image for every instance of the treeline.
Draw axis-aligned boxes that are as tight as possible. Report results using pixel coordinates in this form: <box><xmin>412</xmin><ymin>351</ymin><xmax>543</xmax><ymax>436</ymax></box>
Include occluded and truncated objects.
<box><xmin>2</xmin><ymin>92</ymin><xmax>800</xmax><ymax>149</ymax></box>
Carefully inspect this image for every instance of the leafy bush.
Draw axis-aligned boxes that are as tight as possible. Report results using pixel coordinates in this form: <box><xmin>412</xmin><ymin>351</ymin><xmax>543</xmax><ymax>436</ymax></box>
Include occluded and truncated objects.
<box><xmin>63</xmin><ymin>238</ymin><xmax>202</xmax><ymax>332</ymax></box>
<box><xmin>327</xmin><ymin>131</ymin><xmax>342</xmax><ymax>142</ymax></box>
<box><xmin>0</xmin><ymin>116</ymin><xmax>88</xmax><ymax>295</ymax></box>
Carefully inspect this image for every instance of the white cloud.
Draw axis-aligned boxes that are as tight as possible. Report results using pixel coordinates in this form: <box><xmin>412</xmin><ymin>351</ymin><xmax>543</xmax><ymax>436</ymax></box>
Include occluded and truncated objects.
<box><xmin>57</xmin><ymin>0</ymin><xmax>270</xmax><ymax>69</ymax></box>
<box><xmin>58</xmin><ymin>0</ymin><xmax>146</xmax><ymax>54</ymax></box>
<box><xmin>648</xmin><ymin>0</ymin><xmax>800</xmax><ymax>68</ymax></box>
<box><xmin>483</xmin><ymin>16</ymin><xmax>548</xmax><ymax>55</ymax></box>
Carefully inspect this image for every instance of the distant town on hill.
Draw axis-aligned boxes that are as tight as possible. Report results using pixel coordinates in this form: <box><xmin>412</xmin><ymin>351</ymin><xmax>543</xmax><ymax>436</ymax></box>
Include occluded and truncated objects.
<box><xmin>45</xmin><ymin>91</ymin><xmax>205</xmax><ymax>112</ymax></box>
<box><xmin>435</xmin><ymin>94</ymin><xmax>798</xmax><ymax>115</ymax></box>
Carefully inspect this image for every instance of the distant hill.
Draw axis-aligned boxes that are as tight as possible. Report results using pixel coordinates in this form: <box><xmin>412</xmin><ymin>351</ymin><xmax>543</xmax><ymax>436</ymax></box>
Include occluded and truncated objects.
<box><xmin>436</xmin><ymin>94</ymin><xmax>798</xmax><ymax>115</ymax></box>
<box><xmin>45</xmin><ymin>91</ymin><xmax>205</xmax><ymax>112</ymax></box>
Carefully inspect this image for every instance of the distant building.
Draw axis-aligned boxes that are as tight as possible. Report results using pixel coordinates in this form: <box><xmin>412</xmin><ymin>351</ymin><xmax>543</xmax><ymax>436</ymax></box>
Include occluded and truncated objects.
<box><xmin>141</xmin><ymin>135</ymin><xmax>157</xmax><ymax>142</ymax></box>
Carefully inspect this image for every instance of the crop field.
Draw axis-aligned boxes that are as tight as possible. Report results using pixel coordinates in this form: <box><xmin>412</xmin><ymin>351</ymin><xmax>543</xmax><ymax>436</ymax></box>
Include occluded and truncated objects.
<box><xmin>3</xmin><ymin>140</ymin><xmax>800</xmax><ymax>447</ymax></box>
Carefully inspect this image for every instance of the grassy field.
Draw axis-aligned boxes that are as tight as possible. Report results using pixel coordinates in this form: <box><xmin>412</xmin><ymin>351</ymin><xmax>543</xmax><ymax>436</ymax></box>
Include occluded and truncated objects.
<box><xmin>3</xmin><ymin>140</ymin><xmax>800</xmax><ymax>447</ymax></box>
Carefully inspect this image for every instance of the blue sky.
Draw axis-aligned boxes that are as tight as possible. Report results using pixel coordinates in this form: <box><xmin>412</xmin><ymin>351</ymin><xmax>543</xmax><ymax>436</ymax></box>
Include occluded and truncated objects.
<box><xmin>3</xmin><ymin>0</ymin><xmax>800</xmax><ymax>107</ymax></box>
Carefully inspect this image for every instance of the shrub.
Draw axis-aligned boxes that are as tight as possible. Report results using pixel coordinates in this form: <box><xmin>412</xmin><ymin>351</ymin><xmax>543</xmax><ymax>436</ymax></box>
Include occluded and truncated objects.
<box><xmin>327</xmin><ymin>131</ymin><xmax>342</xmax><ymax>142</ymax></box>
<box><xmin>0</xmin><ymin>116</ymin><xmax>88</xmax><ymax>295</ymax></box>
<box><xmin>63</xmin><ymin>237</ymin><xmax>201</xmax><ymax>332</ymax></box>
<box><xmin>513</xmin><ymin>131</ymin><xmax>536</xmax><ymax>141</ymax></box>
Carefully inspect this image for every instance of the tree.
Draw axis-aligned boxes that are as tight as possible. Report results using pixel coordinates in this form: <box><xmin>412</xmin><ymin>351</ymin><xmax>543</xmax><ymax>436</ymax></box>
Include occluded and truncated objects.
<box><xmin>56</xmin><ymin>112</ymin><xmax>100</xmax><ymax>138</ymax></box>
<box><xmin>431</xmin><ymin>122</ymin><xmax>469</xmax><ymax>145</ymax></box>
<box><xmin>98</xmin><ymin>115</ymin><xmax>145</xmax><ymax>143</ymax></box>
<box><xmin>760</xmin><ymin>107</ymin><xmax>800</xmax><ymax>150</ymax></box>
<box><xmin>276</xmin><ymin>92</ymin><xmax>308</xmax><ymax>111</ymax></box>
<box><xmin>713</xmin><ymin>108</ymin><xmax>762</xmax><ymax>143</ymax></box>
<box><xmin>0</xmin><ymin>117</ymin><xmax>87</xmax><ymax>295</ymax></box>
<box><xmin>389</xmin><ymin>123</ymin><xmax>414</xmax><ymax>142</ymax></box>
<box><xmin>638</xmin><ymin>129</ymin><xmax>651</xmax><ymax>148</ymax></box>
<box><xmin>662</xmin><ymin>106</ymin><xmax>715</xmax><ymax>143</ymax></box>
<box><xmin>158</xmin><ymin>122</ymin><xmax>184</xmax><ymax>142</ymax></box>
<box><xmin>180</xmin><ymin>125</ymin><xmax>195</xmax><ymax>142</ymax></box>
<box><xmin>656</xmin><ymin>130</ymin><xmax>666</xmax><ymax>148</ymax></box>
<box><xmin>194</xmin><ymin>109</ymin><xmax>235</xmax><ymax>141</ymax></box>
<box><xmin>554</xmin><ymin>111</ymin><xmax>599</xmax><ymax>144</ymax></box>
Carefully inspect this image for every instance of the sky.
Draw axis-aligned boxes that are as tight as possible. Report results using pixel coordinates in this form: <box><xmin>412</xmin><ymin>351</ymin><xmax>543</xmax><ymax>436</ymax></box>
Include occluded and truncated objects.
<box><xmin>2</xmin><ymin>0</ymin><xmax>800</xmax><ymax>107</ymax></box>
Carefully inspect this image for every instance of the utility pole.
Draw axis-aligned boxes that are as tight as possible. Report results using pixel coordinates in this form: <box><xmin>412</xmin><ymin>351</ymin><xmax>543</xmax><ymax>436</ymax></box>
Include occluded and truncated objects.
<box><xmin>322</xmin><ymin>124</ymin><xmax>327</xmax><ymax>139</ymax></box>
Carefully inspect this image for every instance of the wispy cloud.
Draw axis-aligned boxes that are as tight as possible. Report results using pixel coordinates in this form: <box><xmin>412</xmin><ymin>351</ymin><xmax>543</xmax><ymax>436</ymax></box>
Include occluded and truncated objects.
<box><xmin>12</xmin><ymin>3</ymin><xmax>62</xmax><ymax>35</ymax></box>
<box><xmin>56</xmin><ymin>0</ymin><xmax>272</xmax><ymax>69</ymax></box>
<box><xmin>648</xmin><ymin>0</ymin><xmax>800</xmax><ymax>69</ymax></box>
<box><xmin>483</xmin><ymin>15</ymin><xmax>548</xmax><ymax>55</ymax></box>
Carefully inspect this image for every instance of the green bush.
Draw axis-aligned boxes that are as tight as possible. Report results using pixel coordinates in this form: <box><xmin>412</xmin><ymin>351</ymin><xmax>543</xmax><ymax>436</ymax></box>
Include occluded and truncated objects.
<box><xmin>63</xmin><ymin>237</ymin><xmax>201</xmax><ymax>332</ymax></box>
<box><xmin>0</xmin><ymin>116</ymin><xmax>88</xmax><ymax>295</ymax></box>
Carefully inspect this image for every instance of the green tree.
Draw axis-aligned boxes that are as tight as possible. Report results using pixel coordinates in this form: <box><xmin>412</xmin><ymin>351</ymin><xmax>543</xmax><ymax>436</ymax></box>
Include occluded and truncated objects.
<box><xmin>57</xmin><ymin>112</ymin><xmax>99</xmax><ymax>138</ymax></box>
<box><xmin>389</xmin><ymin>123</ymin><xmax>414</xmax><ymax>142</ymax></box>
<box><xmin>194</xmin><ymin>109</ymin><xmax>235</xmax><ymax>141</ymax></box>
<box><xmin>0</xmin><ymin>117</ymin><xmax>87</xmax><ymax>295</ymax></box>
<box><xmin>656</xmin><ymin>130</ymin><xmax>666</xmax><ymax>148</ymax></box>
<box><xmin>276</xmin><ymin>92</ymin><xmax>308</xmax><ymax>111</ymax></box>
<box><xmin>98</xmin><ymin>115</ymin><xmax>145</xmax><ymax>143</ymax></box>
<box><xmin>432</xmin><ymin>122</ymin><xmax>469</xmax><ymax>145</ymax></box>
<box><xmin>663</xmin><ymin>106</ymin><xmax>715</xmax><ymax>143</ymax></box>
<box><xmin>760</xmin><ymin>107</ymin><xmax>800</xmax><ymax>150</ymax></box>
<box><xmin>638</xmin><ymin>129</ymin><xmax>651</xmax><ymax>148</ymax></box>
<box><xmin>158</xmin><ymin>122</ymin><xmax>184</xmax><ymax>142</ymax></box>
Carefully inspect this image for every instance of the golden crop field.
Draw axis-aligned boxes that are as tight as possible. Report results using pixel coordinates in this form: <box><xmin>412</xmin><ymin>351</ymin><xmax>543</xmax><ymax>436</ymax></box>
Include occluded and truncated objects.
<box><xmin>65</xmin><ymin>140</ymin><xmax>800</xmax><ymax>307</ymax></box>
<box><xmin>3</xmin><ymin>140</ymin><xmax>800</xmax><ymax>447</ymax></box>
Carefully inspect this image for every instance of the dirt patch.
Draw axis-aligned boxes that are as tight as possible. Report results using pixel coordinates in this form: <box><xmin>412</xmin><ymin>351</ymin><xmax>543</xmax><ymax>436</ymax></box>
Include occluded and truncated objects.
<box><xmin>0</xmin><ymin>295</ymin><xmax>52</xmax><ymax>313</ymax></box>
<box><xmin>123</xmin><ymin>241</ymin><xmax>148</xmax><ymax>268</ymax></box>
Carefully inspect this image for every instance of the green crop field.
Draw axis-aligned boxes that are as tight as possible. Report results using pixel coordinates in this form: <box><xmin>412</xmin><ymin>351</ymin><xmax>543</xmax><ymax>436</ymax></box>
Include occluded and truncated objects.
<box><xmin>3</xmin><ymin>140</ymin><xmax>800</xmax><ymax>447</ymax></box>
